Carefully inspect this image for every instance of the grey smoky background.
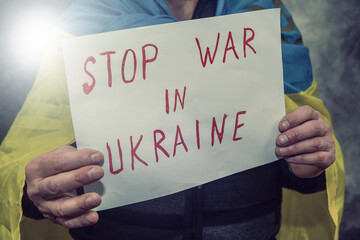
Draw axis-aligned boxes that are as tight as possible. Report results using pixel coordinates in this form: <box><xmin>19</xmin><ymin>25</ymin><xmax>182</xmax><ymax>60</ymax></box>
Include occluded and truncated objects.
<box><xmin>0</xmin><ymin>1</ymin><xmax>359</xmax><ymax>239</ymax></box>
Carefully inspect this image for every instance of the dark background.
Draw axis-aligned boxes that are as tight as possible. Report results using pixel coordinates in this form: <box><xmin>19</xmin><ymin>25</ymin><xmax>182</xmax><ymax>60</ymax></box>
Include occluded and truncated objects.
<box><xmin>0</xmin><ymin>1</ymin><xmax>359</xmax><ymax>239</ymax></box>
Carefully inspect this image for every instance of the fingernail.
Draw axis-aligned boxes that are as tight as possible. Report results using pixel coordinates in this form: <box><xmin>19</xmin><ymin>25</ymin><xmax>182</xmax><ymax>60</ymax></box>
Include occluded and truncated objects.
<box><xmin>88</xmin><ymin>168</ymin><xmax>102</xmax><ymax>180</ymax></box>
<box><xmin>280</xmin><ymin>120</ymin><xmax>290</xmax><ymax>131</ymax></box>
<box><xmin>91</xmin><ymin>152</ymin><xmax>104</xmax><ymax>164</ymax></box>
<box><xmin>85</xmin><ymin>213</ymin><xmax>96</xmax><ymax>224</ymax></box>
<box><xmin>86</xmin><ymin>197</ymin><xmax>96</xmax><ymax>208</ymax></box>
<box><xmin>279</xmin><ymin>135</ymin><xmax>288</xmax><ymax>145</ymax></box>
<box><xmin>279</xmin><ymin>147</ymin><xmax>287</xmax><ymax>154</ymax></box>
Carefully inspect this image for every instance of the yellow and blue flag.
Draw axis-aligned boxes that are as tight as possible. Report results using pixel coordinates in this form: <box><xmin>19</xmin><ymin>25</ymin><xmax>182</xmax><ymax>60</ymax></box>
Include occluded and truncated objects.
<box><xmin>0</xmin><ymin>0</ymin><xmax>344</xmax><ymax>239</ymax></box>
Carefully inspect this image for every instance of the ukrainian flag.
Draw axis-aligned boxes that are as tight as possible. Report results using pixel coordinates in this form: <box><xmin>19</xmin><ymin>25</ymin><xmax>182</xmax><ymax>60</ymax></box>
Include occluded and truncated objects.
<box><xmin>0</xmin><ymin>0</ymin><xmax>344</xmax><ymax>239</ymax></box>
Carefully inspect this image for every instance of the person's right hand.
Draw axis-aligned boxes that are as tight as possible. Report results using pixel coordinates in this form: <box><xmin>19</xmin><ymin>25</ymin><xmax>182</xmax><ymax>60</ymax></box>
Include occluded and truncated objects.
<box><xmin>25</xmin><ymin>145</ymin><xmax>104</xmax><ymax>228</ymax></box>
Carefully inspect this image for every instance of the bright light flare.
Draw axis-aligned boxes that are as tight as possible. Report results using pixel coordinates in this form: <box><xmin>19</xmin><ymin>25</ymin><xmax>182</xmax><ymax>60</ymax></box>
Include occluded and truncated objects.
<box><xmin>11</xmin><ymin>8</ymin><xmax>57</xmax><ymax>67</ymax></box>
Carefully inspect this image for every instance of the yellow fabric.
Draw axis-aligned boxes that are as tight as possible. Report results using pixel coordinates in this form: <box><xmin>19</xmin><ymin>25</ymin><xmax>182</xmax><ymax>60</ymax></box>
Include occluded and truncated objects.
<box><xmin>278</xmin><ymin>81</ymin><xmax>345</xmax><ymax>240</ymax></box>
<box><xmin>0</xmin><ymin>30</ymin><xmax>75</xmax><ymax>240</ymax></box>
<box><xmin>0</xmin><ymin>29</ymin><xmax>344</xmax><ymax>240</ymax></box>
<box><xmin>20</xmin><ymin>217</ymin><xmax>72</xmax><ymax>240</ymax></box>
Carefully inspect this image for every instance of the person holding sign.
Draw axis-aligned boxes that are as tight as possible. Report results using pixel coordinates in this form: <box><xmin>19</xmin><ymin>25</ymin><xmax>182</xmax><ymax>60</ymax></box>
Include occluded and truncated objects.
<box><xmin>0</xmin><ymin>0</ymin><xmax>344</xmax><ymax>240</ymax></box>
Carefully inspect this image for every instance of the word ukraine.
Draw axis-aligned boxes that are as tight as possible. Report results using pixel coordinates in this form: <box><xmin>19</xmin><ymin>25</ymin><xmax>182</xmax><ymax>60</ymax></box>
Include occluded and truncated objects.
<box><xmin>106</xmin><ymin>110</ymin><xmax>247</xmax><ymax>174</ymax></box>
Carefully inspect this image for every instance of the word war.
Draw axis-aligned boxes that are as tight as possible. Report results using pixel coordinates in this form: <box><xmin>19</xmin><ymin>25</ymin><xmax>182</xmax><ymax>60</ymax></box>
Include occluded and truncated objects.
<box><xmin>195</xmin><ymin>28</ymin><xmax>257</xmax><ymax>68</ymax></box>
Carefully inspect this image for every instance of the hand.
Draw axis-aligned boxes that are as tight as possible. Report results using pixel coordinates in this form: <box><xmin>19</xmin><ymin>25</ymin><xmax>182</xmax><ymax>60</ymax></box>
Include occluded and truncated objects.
<box><xmin>275</xmin><ymin>105</ymin><xmax>335</xmax><ymax>178</ymax></box>
<box><xmin>25</xmin><ymin>145</ymin><xmax>104</xmax><ymax>228</ymax></box>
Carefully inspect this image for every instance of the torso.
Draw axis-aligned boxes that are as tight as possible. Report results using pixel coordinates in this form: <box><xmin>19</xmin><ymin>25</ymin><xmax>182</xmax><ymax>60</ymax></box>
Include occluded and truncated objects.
<box><xmin>166</xmin><ymin>0</ymin><xmax>199</xmax><ymax>20</ymax></box>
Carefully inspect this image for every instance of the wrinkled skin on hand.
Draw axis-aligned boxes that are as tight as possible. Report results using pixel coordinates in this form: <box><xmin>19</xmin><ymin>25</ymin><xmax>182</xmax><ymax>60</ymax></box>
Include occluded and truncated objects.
<box><xmin>275</xmin><ymin>105</ymin><xmax>336</xmax><ymax>178</ymax></box>
<box><xmin>25</xmin><ymin>146</ymin><xmax>104</xmax><ymax>228</ymax></box>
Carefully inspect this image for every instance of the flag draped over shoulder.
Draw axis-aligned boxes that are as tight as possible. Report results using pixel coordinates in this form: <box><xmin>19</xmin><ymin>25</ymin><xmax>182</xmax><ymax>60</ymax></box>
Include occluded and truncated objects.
<box><xmin>0</xmin><ymin>0</ymin><xmax>344</xmax><ymax>239</ymax></box>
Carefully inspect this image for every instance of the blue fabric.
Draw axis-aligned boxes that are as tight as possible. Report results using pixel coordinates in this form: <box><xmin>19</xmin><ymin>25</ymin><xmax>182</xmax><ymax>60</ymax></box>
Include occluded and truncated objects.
<box><xmin>59</xmin><ymin>0</ymin><xmax>313</xmax><ymax>94</ymax></box>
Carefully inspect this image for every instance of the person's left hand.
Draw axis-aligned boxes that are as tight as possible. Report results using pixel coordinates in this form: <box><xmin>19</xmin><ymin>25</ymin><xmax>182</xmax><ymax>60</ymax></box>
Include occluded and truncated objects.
<box><xmin>275</xmin><ymin>105</ymin><xmax>336</xmax><ymax>178</ymax></box>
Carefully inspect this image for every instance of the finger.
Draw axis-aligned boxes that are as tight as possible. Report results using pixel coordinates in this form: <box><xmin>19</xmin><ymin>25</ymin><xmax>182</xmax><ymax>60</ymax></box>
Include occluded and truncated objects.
<box><xmin>276</xmin><ymin>119</ymin><xmax>331</xmax><ymax>147</ymax></box>
<box><xmin>50</xmin><ymin>211</ymin><xmax>99</xmax><ymax>229</ymax></box>
<box><xmin>278</xmin><ymin>105</ymin><xmax>321</xmax><ymax>132</ymax></box>
<box><xmin>285</xmin><ymin>151</ymin><xmax>335</xmax><ymax>169</ymax></box>
<box><xmin>42</xmin><ymin>193</ymin><xmax>101</xmax><ymax>220</ymax></box>
<box><xmin>287</xmin><ymin>163</ymin><xmax>324</xmax><ymax>179</ymax></box>
<box><xmin>276</xmin><ymin>136</ymin><xmax>333</xmax><ymax>158</ymax></box>
<box><xmin>25</xmin><ymin>146</ymin><xmax>75</xmax><ymax>180</ymax></box>
<box><xmin>37</xmin><ymin>166</ymin><xmax>104</xmax><ymax>199</ymax></box>
<box><xmin>63</xmin><ymin>211</ymin><xmax>99</xmax><ymax>229</ymax></box>
<box><xmin>36</xmin><ymin>148</ymin><xmax>104</xmax><ymax>178</ymax></box>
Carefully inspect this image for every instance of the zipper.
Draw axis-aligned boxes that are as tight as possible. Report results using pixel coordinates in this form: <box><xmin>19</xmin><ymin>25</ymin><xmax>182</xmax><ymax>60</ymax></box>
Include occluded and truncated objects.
<box><xmin>183</xmin><ymin>187</ymin><xmax>204</xmax><ymax>240</ymax></box>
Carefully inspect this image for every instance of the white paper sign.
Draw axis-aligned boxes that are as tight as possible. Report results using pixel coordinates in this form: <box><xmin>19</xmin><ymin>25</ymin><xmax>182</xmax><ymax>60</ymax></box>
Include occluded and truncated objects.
<box><xmin>62</xmin><ymin>9</ymin><xmax>285</xmax><ymax>211</ymax></box>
